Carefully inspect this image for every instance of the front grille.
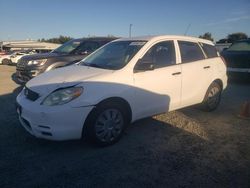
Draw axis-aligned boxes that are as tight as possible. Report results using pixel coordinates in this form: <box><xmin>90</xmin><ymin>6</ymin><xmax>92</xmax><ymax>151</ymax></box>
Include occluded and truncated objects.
<box><xmin>24</xmin><ymin>86</ymin><xmax>40</xmax><ymax>101</ymax></box>
<box><xmin>17</xmin><ymin>59</ymin><xmax>27</xmax><ymax>69</ymax></box>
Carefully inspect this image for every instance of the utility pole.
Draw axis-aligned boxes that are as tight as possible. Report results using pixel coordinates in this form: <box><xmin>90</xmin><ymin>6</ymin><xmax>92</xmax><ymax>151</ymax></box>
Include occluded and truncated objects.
<box><xmin>129</xmin><ymin>24</ymin><xmax>133</xmax><ymax>38</ymax></box>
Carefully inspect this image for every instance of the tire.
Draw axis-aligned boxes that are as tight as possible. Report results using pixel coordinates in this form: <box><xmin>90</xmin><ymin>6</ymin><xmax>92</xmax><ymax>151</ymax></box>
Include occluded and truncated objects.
<box><xmin>2</xmin><ymin>59</ymin><xmax>12</xmax><ymax>65</ymax></box>
<box><xmin>84</xmin><ymin>101</ymin><xmax>128</xmax><ymax>146</ymax></box>
<box><xmin>201</xmin><ymin>82</ymin><xmax>222</xmax><ymax>112</ymax></box>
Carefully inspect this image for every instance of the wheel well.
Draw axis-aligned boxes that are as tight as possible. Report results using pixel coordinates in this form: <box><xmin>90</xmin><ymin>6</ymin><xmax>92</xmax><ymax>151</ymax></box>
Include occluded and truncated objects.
<box><xmin>213</xmin><ymin>79</ymin><xmax>223</xmax><ymax>89</ymax></box>
<box><xmin>202</xmin><ymin>79</ymin><xmax>223</xmax><ymax>102</ymax></box>
<box><xmin>96</xmin><ymin>97</ymin><xmax>132</xmax><ymax>123</ymax></box>
<box><xmin>82</xmin><ymin>97</ymin><xmax>132</xmax><ymax>139</ymax></box>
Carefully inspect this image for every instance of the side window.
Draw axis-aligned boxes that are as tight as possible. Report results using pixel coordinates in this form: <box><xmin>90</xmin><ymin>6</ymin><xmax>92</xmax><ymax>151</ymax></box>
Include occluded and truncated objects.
<box><xmin>178</xmin><ymin>41</ymin><xmax>205</xmax><ymax>63</ymax></box>
<box><xmin>74</xmin><ymin>42</ymin><xmax>100</xmax><ymax>54</ymax></box>
<box><xmin>142</xmin><ymin>41</ymin><xmax>176</xmax><ymax>68</ymax></box>
<box><xmin>200</xmin><ymin>43</ymin><xmax>218</xmax><ymax>58</ymax></box>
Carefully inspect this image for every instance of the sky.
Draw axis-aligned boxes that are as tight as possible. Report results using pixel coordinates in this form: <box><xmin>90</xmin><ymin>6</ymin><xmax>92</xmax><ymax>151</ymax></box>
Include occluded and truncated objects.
<box><xmin>0</xmin><ymin>0</ymin><xmax>250</xmax><ymax>42</ymax></box>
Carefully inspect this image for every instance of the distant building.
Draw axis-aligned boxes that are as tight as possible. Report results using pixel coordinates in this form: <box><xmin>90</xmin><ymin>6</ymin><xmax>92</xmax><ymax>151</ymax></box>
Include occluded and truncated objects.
<box><xmin>0</xmin><ymin>40</ymin><xmax>60</xmax><ymax>51</ymax></box>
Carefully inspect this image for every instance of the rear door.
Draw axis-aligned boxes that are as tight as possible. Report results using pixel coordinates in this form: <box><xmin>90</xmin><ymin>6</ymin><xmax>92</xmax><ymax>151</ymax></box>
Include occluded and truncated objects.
<box><xmin>199</xmin><ymin>42</ymin><xmax>220</xmax><ymax>83</ymax></box>
<box><xmin>178</xmin><ymin>41</ymin><xmax>209</xmax><ymax>107</ymax></box>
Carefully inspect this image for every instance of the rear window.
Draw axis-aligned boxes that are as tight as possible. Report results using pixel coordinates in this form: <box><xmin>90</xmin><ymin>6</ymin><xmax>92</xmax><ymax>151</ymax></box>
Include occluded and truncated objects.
<box><xmin>178</xmin><ymin>41</ymin><xmax>205</xmax><ymax>63</ymax></box>
<box><xmin>201</xmin><ymin>43</ymin><xmax>218</xmax><ymax>58</ymax></box>
<box><xmin>227</xmin><ymin>41</ymin><xmax>250</xmax><ymax>51</ymax></box>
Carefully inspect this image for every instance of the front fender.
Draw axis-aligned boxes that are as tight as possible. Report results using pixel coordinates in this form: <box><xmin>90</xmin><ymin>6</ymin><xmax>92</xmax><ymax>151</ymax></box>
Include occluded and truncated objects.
<box><xmin>70</xmin><ymin>81</ymin><xmax>134</xmax><ymax>108</ymax></box>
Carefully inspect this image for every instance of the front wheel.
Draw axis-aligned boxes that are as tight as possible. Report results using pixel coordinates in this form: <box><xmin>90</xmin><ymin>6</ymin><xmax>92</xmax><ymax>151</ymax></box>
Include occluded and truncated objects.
<box><xmin>201</xmin><ymin>82</ymin><xmax>222</xmax><ymax>112</ymax></box>
<box><xmin>85</xmin><ymin>102</ymin><xmax>127</xmax><ymax>146</ymax></box>
<box><xmin>2</xmin><ymin>58</ymin><xmax>12</xmax><ymax>65</ymax></box>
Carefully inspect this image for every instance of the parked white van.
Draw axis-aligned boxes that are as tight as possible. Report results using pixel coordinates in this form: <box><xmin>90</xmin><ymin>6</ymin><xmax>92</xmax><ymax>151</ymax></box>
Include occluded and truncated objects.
<box><xmin>16</xmin><ymin>35</ymin><xmax>227</xmax><ymax>145</ymax></box>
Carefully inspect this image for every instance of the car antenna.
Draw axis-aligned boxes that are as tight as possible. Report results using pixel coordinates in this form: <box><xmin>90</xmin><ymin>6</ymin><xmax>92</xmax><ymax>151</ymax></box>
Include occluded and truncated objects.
<box><xmin>184</xmin><ymin>23</ymin><xmax>191</xmax><ymax>36</ymax></box>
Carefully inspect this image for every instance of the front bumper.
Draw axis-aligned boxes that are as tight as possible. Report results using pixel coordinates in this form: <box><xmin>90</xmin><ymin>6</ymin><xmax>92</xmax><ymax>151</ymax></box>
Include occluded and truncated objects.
<box><xmin>16</xmin><ymin>65</ymin><xmax>44</xmax><ymax>83</ymax></box>
<box><xmin>16</xmin><ymin>91</ymin><xmax>94</xmax><ymax>141</ymax></box>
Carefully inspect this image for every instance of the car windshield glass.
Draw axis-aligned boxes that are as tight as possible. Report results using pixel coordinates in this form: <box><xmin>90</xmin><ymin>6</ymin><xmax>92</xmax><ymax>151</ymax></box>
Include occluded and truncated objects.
<box><xmin>227</xmin><ymin>41</ymin><xmax>250</xmax><ymax>51</ymax></box>
<box><xmin>80</xmin><ymin>41</ymin><xmax>146</xmax><ymax>70</ymax></box>
<box><xmin>53</xmin><ymin>40</ymin><xmax>81</xmax><ymax>54</ymax></box>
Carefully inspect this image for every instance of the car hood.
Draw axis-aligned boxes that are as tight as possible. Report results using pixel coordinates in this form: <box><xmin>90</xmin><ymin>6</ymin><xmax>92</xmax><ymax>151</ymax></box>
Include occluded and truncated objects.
<box><xmin>21</xmin><ymin>52</ymin><xmax>62</xmax><ymax>61</ymax></box>
<box><xmin>26</xmin><ymin>65</ymin><xmax>113</xmax><ymax>95</ymax></box>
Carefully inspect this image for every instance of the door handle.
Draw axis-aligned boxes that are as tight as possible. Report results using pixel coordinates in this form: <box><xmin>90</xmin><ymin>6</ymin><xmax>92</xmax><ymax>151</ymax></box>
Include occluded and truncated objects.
<box><xmin>203</xmin><ymin>66</ymin><xmax>210</xmax><ymax>69</ymax></box>
<box><xmin>172</xmin><ymin>72</ymin><xmax>181</xmax><ymax>75</ymax></box>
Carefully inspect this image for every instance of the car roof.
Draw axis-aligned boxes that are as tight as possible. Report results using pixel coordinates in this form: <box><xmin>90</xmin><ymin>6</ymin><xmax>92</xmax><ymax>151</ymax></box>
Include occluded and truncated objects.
<box><xmin>115</xmin><ymin>35</ymin><xmax>214</xmax><ymax>45</ymax></box>
<box><xmin>73</xmin><ymin>37</ymin><xmax>118</xmax><ymax>43</ymax></box>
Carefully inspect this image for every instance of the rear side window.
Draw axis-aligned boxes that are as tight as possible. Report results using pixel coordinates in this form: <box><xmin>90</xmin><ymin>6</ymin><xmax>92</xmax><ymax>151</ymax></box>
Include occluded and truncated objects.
<box><xmin>178</xmin><ymin>41</ymin><xmax>205</xmax><ymax>63</ymax></box>
<box><xmin>201</xmin><ymin>43</ymin><xmax>218</xmax><ymax>58</ymax></box>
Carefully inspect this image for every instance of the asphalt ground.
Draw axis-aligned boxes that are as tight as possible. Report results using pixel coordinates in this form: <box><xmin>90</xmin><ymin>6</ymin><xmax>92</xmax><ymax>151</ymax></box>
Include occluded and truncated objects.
<box><xmin>0</xmin><ymin>65</ymin><xmax>250</xmax><ymax>188</ymax></box>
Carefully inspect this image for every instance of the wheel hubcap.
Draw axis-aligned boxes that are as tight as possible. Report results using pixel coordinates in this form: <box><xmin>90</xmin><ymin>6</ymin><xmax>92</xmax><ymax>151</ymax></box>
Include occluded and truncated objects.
<box><xmin>95</xmin><ymin>109</ymin><xmax>124</xmax><ymax>142</ymax></box>
<box><xmin>207</xmin><ymin>86</ymin><xmax>220</xmax><ymax>108</ymax></box>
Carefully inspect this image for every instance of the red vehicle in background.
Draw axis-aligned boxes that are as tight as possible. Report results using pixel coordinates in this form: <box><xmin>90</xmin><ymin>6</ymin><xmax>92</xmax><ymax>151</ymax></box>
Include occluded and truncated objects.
<box><xmin>0</xmin><ymin>51</ymin><xmax>7</xmax><ymax>56</ymax></box>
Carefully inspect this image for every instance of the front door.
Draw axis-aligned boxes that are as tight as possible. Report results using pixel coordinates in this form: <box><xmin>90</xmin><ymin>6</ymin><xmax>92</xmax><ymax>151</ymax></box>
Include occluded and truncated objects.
<box><xmin>133</xmin><ymin>40</ymin><xmax>181</xmax><ymax>119</ymax></box>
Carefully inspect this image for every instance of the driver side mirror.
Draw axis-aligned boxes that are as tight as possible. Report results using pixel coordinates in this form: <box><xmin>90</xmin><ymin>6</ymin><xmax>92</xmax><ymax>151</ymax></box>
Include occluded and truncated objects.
<box><xmin>134</xmin><ymin>58</ymin><xmax>154</xmax><ymax>73</ymax></box>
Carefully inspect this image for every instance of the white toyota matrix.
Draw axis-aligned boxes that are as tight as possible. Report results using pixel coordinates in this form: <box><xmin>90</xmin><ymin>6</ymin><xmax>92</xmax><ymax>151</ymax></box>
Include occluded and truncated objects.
<box><xmin>16</xmin><ymin>35</ymin><xmax>227</xmax><ymax>145</ymax></box>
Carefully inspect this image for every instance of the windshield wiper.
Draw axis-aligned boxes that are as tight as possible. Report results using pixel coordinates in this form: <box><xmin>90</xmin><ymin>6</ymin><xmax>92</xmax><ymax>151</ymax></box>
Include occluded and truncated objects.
<box><xmin>83</xmin><ymin>62</ymin><xmax>103</xmax><ymax>68</ymax></box>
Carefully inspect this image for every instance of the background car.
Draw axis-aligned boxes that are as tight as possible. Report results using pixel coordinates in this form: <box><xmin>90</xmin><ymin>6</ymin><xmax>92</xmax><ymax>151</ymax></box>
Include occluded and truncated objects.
<box><xmin>0</xmin><ymin>51</ymin><xmax>7</xmax><ymax>56</ymax></box>
<box><xmin>0</xmin><ymin>50</ymin><xmax>35</xmax><ymax>65</ymax></box>
<box><xmin>221</xmin><ymin>39</ymin><xmax>250</xmax><ymax>80</ymax></box>
<box><xmin>10</xmin><ymin>50</ymin><xmax>36</xmax><ymax>64</ymax></box>
<box><xmin>0</xmin><ymin>51</ymin><xmax>12</xmax><ymax>65</ymax></box>
<box><xmin>16</xmin><ymin>37</ymin><xmax>117</xmax><ymax>83</ymax></box>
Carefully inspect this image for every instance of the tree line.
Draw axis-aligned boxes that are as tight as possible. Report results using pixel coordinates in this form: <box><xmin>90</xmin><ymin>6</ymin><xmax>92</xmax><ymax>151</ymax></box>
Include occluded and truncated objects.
<box><xmin>38</xmin><ymin>34</ymin><xmax>116</xmax><ymax>44</ymax></box>
<box><xmin>38</xmin><ymin>35</ymin><xmax>73</xmax><ymax>44</ymax></box>
<box><xmin>199</xmin><ymin>32</ymin><xmax>248</xmax><ymax>43</ymax></box>
<box><xmin>38</xmin><ymin>32</ymin><xmax>248</xmax><ymax>44</ymax></box>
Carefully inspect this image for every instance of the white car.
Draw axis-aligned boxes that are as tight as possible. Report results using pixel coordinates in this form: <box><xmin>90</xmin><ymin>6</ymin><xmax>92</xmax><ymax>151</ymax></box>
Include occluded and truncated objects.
<box><xmin>0</xmin><ymin>50</ymin><xmax>36</xmax><ymax>65</ymax></box>
<box><xmin>16</xmin><ymin>35</ymin><xmax>227</xmax><ymax>145</ymax></box>
<box><xmin>10</xmin><ymin>51</ymin><xmax>36</xmax><ymax>64</ymax></box>
<box><xmin>0</xmin><ymin>52</ymin><xmax>12</xmax><ymax>65</ymax></box>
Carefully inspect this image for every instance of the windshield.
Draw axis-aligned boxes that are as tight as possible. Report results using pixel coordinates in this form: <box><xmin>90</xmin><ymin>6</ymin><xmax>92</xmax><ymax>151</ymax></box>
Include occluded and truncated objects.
<box><xmin>53</xmin><ymin>39</ymin><xmax>81</xmax><ymax>54</ymax></box>
<box><xmin>80</xmin><ymin>40</ymin><xmax>146</xmax><ymax>70</ymax></box>
<box><xmin>227</xmin><ymin>41</ymin><xmax>250</xmax><ymax>51</ymax></box>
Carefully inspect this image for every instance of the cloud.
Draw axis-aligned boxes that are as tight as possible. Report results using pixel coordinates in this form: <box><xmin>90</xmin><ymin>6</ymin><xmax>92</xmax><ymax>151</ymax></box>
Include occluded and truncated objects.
<box><xmin>205</xmin><ymin>15</ymin><xmax>250</xmax><ymax>26</ymax></box>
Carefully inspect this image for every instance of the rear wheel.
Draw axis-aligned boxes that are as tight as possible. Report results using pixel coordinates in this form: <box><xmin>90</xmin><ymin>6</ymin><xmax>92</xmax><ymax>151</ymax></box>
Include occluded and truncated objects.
<box><xmin>201</xmin><ymin>82</ymin><xmax>222</xmax><ymax>111</ymax></box>
<box><xmin>85</xmin><ymin>102</ymin><xmax>127</xmax><ymax>146</ymax></box>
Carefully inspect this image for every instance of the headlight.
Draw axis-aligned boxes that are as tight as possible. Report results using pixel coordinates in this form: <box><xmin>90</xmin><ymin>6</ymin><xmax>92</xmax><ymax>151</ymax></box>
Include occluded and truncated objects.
<box><xmin>28</xmin><ymin>59</ymin><xmax>47</xmax><ymax>66</ymax></box>
<box><xmin>41</xmin><ymin>87</ymin><xmax>83</xmax><ymax>106</ymax></box>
